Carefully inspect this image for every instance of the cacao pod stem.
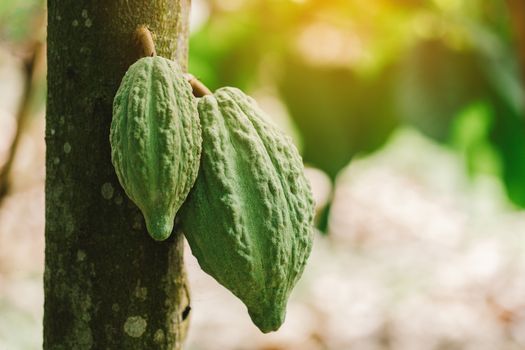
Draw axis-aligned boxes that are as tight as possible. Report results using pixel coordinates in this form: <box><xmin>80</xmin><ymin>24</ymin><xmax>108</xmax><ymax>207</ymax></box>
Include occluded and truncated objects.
<box><xmin>134</xmin><ymin>25</ymin><xmax>156</xmax><ymax>58</ymax></box>
<box><xmin>185</xmin><ymin>73</ymin><xmax>212</xmax><ymax>97</ymax></box>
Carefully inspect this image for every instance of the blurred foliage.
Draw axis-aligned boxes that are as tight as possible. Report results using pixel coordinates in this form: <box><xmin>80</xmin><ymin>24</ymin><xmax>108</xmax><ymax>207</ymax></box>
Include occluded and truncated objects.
<box><xmin>450</xmin><ymin>102</ymin><xmax>502</xmax><ymax>177</ymax></box>
<box><xmin>0</xmin><ymin>0</ymin><xmax>44</xmax><ymax>43</ymax></box>
<box><xmin>2</xmin><ymin>0</ymin><xmax>524</xmax><ymax>206</ymax></box>
<box><xmin>190</xmin><ymin>0</ymin><xmax>525</xmax><ymax>206</ymax></box>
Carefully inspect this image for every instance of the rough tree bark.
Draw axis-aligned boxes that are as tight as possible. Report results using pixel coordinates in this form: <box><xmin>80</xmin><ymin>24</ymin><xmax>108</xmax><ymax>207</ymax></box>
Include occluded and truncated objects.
<box><xmin>45</xmin><ymin>1</ymin><xmax>191</xmax><ymax>349</ymax></box>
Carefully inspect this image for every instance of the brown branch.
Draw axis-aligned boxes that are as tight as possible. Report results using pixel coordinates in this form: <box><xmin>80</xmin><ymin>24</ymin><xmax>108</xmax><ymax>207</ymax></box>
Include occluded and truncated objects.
<box><xmin>507</xmin><ymin>0</ymin><xmax>525</xmax><ymax>87</ymax></box>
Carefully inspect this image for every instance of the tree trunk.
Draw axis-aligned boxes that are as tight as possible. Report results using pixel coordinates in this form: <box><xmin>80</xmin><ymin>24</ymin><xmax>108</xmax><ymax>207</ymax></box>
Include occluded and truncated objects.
<box><xmin>45</xmin><ymin>1</ymin><xmax>191</xmax><ymax>349</ymax></box>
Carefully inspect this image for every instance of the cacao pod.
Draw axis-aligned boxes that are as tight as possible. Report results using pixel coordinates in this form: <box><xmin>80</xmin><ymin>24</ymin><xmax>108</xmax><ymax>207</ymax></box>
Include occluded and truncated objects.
<box><xmin>181</xmin><ymin>87</ymin><xmax>315</xmax><ymax>332</ymax></box>
<box><xmin>110</xmin><ymin>56</ymin><xmax>201</xmax><ymax>241</ymax></box>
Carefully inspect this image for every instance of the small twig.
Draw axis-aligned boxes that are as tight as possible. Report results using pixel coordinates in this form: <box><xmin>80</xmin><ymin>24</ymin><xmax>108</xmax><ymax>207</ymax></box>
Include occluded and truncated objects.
<box><xmin>185</xmin><ymin>73</ymin><xmax>212</xmax><ymax>97</ymax></box>
<box><xmin>507</xmin><ymin>0</ymin><xmax>525</xmax><ymax>88</ymax></box>
<box><xmin>134</xmin><ymin>25</ymin><xmax>156</xmax><ymax>58</ymax></box>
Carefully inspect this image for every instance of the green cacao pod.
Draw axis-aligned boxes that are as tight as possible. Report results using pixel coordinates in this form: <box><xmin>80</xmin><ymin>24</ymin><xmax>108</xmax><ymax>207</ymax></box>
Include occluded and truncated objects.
<box><xmin>181</xmin><ymin>87</ymin><xmax>315</xmax><ymax>332</ymax></box>
<box><xmin>110</xmin><ymin>56</ymin><xmax>201</xmax><ymax>241</ymax></box>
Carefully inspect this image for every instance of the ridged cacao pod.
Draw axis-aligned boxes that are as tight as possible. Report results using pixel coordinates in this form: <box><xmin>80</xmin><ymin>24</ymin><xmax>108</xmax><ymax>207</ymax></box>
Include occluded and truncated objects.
<box><xmin>181</xmin><ymin>87</ymin><xmax>315</xmax><ymax>332</ymax></box>
<box><xmin>110</xmin><ymin>56</ymin><xmax>201</xmax><ymax>241</ymax></box>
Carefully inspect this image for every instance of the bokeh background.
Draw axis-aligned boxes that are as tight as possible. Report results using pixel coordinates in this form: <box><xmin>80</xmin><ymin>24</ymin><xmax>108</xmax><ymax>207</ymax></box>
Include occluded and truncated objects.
<box><xmin>2</xmin><ymin>0</ymin><xmax>525</xmax><ymax>349</ymax></box>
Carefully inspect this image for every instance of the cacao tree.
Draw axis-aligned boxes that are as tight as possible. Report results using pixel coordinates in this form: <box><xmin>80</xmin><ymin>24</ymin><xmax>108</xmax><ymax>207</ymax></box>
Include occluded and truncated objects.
<box><xmin>45</xmin><ymin>1</ymin><xmax>191</xmax><ymax>348</ymax></box>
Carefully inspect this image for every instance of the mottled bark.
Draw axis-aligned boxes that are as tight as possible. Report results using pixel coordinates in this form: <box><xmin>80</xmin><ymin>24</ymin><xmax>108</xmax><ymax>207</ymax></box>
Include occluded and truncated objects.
<box><xmin>45</xmin><ymin>1</ymin><xmax>191</xmax><ymax>349</ymax></box>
